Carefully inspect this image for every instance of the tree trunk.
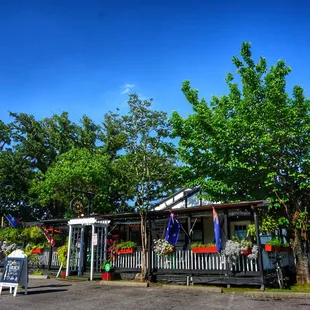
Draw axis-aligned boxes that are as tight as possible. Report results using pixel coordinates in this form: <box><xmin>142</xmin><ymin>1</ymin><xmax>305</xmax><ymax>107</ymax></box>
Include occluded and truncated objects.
<box><xmin>140</xmin><ymin>211</ymin><xmax>148</xmax><ymax>281</ymax></box>
<box><xmin>292</xmin><ymin>228</ymin><xmax>310</xmax><ymax>284</ymax></box>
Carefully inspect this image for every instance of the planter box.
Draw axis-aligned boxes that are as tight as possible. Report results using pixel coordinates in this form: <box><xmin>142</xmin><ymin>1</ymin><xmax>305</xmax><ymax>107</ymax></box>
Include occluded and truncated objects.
<box><xmin>116</xmin><ymin>248</ymin><xmax>135</xmax><ymax>254</ymax></box>
<box><xmin>264</xmin><ymin>244</ymin><xmax>291</xmax><ymax>252</ymax></box>
<box><xmin>101</xmin><ymin>272</ymin><xmax>113</xmax><ymax>281</ymax></box>
<box><xmin>31</xmin><ymin>248</ymin><xmax>44</xmax><ymax>254</ymax></box>
<box><xmin>192</xmin><ymin>246</ymin><xmax>217</xmax><ymax>253</ymax></box>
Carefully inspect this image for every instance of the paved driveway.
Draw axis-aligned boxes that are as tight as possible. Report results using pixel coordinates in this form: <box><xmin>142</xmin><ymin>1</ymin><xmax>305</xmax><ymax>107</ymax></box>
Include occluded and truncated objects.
<box><xmin>0</xmin><ymin>279</ymin><xmax>310</xmax><ymax>310</ymax></box>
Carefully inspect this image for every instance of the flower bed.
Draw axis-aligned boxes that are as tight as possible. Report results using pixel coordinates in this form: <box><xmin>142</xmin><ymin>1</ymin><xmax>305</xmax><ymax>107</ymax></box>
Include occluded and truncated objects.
<box><xmin>115</xmin><ymin>241</ymin><xmax>136</xmax><ymax>255</ymax></box>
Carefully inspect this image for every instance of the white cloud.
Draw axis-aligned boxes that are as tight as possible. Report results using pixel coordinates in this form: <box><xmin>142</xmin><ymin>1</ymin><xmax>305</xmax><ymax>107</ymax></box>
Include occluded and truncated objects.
<box><xmin>121</xmin><ymin>83</ymin><xmax>135</xmax><ymax>94</ymax></box>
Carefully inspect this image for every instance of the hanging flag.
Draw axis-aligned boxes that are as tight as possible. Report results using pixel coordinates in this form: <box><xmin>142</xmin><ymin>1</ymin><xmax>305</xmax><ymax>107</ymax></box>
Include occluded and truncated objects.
<box><xmin>37</xmin><ymin>224</ymin><xmax>55</xmax><ymax>247</ymax></box>
<box><xmin>4</xmin><ymin>215</ymin><xmax>20</xmax><ymax>228</ymax></box>
<box><xmin>213</xmin><ymin>207</ymin><xmax>222</xmax><ymax>252</ymax></box>
<box><xmin>165</xmin><ymin>212</ymin><xmax>181</xmax><ymax>246</ymax></box>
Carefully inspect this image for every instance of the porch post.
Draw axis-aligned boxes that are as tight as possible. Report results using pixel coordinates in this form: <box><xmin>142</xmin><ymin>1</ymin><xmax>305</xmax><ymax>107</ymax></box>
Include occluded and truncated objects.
<box><xmin>48</xmin><ymin>225</ymin><xmax>54</xmax><ymax>270</ymax></box>
<box><xmin>253</xmin><ymin>208</ymin><xmax>265</xmax><ymax>290</ymax></box>
<box><xmin>66</xmin><ymin>224</ymin><xmax>72</xmax><ymax>277</ymax></box>
<box><xmin>223</xmin><ymin>210</ymin><xmax>229</xmax><ymax>276</ymax></box>
<box><xmin>78</xmin><ymin>227</ymin><xmax>85</xmax><ymax>276</ymax></box>
<box><xmin>90</xmin><ymin>224</ymin><xmax>95</xmax><ymax>281</ymax></box>
<box><xmin>147</xmin><ymin>218</ymin><xmax>152</xmax><ymax>281</ymax></box>
<box><xmin>103</xmin><ymin>226</ymin><xmax>108</xmax><ymax>262</ymax></box>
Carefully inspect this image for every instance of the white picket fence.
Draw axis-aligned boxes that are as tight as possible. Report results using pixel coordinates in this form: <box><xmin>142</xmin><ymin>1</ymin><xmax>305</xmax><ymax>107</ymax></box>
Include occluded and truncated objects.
<box><xmin>112</xmin><ymin>250</ymin><xmax>258</xmax><ymax>272</ymax></box>
<box><xmin>28</xmin><ymin>249</ymin><xmax>60</xmax><ymax>267</ymax></box>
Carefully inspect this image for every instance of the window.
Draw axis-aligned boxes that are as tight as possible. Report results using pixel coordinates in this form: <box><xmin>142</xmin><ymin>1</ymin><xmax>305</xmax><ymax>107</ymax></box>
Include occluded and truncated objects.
<box><xmin>234</xmin><ymin>224</ymin><xmax>247</xmax><ymax>239</ymax></box>
<box><xmin>230</xmin><ymin>221</ymin><xmax>250</xmax><ymax>239</ymax></box>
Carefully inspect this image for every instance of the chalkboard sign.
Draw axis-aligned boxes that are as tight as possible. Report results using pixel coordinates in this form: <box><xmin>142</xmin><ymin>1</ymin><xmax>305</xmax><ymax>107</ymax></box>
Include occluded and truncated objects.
<box><xmin>1</xmin><ymin>257</ymin><xmax>24</xmax><ymax>284</ymax></box>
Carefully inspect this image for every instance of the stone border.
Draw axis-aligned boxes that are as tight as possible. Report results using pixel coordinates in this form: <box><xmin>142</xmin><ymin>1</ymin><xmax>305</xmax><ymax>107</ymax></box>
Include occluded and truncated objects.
<box><xmin>29</xmin><ymin>275</ymin><xmax>50</xmax><ymax>280</ymax></box>
<box><xmin>244</xmin><ymin>291</ymin><xmax>310</xmax><ymax>299</ymax></box>
<box><xmin>162</xmin><ymin>284</ymin><xmax>223</xmax><ymax>293</ymax></box>
<box><xmin>100</xmin><ymin>280</ymin><xmax>149</xmax><ymax>287</ymax></box>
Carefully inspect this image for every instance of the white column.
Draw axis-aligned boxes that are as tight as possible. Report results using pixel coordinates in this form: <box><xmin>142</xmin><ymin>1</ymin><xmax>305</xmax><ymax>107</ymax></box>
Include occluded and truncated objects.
<box><xmin>103</xmin><ymin>226</ymin><xmax>108</xmax><ymax>262</ymax></box>
<box><xmin>78</xmin><ymin>227</ymin><xmax>84</xmax><ymax>276</ymax></box>
<box><xmin>90</xmin><ymin>224</ymin><xmax>95</xmax><ymax>281</ymax></box>
<box><xmin>66</xmin><ymin>225</ymin><xmax>72</xmax><ymax>277</ymax></box>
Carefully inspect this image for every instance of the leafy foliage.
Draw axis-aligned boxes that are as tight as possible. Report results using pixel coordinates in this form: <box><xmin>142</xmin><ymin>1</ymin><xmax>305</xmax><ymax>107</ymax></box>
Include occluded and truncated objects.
<box><xmin>116</xmin><ymin>241</ymin><xmax>136</xmax><ymax>250</ymax></box>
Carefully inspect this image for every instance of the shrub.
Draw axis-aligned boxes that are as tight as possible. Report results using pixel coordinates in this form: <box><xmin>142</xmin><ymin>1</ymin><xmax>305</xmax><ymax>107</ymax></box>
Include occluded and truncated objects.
<box><xmin>116</xmin><ymin>241</ymin><xmax>136</xmax><ymax>250</ymax></box>
<box><xmin>190</xmin><ymin>242</ymin><xmax>216</xmax><ymax>249</ymax></box>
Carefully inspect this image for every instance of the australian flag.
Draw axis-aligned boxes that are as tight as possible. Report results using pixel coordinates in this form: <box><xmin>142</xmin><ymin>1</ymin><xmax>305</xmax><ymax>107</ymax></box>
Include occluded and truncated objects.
<box><xmin>165</xmin><ymin>213</ymin><xmax>181</xmax><ymax>246</ymax></box>
<box><xmin>5</xmin><ymin>214</ymin><xmax>20</xmax><ymax>228</ymax></box>
<box><xmin>213</xmin><ymin>207</ymin><xmax>222</xmax><ymax>252</ymax></box>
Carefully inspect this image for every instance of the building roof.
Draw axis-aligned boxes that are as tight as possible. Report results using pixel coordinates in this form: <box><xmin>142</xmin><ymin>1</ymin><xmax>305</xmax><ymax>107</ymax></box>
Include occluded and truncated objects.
<box><xmin>97</xmin><ymin>199</ymin><xmax>270</xmax><ymax>221</ymax></box>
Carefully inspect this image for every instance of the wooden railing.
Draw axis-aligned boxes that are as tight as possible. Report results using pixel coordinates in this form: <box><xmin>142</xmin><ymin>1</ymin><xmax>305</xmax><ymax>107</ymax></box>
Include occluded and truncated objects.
<box><xmin>112</xmin><ymin>250</ymin><xmax>258</xmax><ymax>273</ymax></box>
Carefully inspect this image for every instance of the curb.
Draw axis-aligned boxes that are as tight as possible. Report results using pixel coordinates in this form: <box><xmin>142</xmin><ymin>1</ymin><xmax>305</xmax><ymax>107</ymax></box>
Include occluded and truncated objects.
<box><xmin>100</xmin><ymin>280</ymin><xmax>149</xmax><ymax>288</ymax></box>
<box><xmin>244</xmin><ymin>291</ymin><xmax>310</xmax><ymax>299</ymax></box>
<box><xmin>162</xmin><ymin>285</ymin><xmax>223</xmax><ymax>294</ymax></box>
<box><xmin>29</xmin><ymin>275</ymin><xmax>50</xmax><ymax>280</ymax></box>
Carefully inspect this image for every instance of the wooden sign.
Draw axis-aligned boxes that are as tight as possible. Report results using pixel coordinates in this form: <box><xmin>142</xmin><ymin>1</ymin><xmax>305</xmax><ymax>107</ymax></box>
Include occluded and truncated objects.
<box><xmin>0</xmin><ymin>249</ymin><xmax>28</xmax><ymax>297</ymax></box>
<box><xmin>1</xmin><ymin>257</ymin><xmax>24</xmax><ymax>283</ymax></box>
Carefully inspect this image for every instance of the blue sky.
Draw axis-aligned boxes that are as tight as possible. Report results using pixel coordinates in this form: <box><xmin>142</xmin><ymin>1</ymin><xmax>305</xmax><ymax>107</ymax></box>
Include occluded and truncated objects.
<box><xmin>1</xmin><ymin>0</ymin><xmax>310</xmax><ymax>124</ymax></box>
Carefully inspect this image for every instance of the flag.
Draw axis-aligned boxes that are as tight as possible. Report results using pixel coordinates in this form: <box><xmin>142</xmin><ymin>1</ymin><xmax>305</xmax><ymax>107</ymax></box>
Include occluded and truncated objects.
<box><xmin>5</xmin><ymin>215</ymin><xmax>20</xmax><ymax>228</ymax></box>
<box><xmin>213</xmin><ymin>207</ymin><xmax>222</xmax><ymax>252</ymax></box>
<box><xmin>165</xmin><ymin>213</ymin><xmax>181</xmax><ymax>246</ymax></box>
<box><xmin>37</xmin><ymin>224</ymin><xmax>56</xmax><ymax>247</ymax></box>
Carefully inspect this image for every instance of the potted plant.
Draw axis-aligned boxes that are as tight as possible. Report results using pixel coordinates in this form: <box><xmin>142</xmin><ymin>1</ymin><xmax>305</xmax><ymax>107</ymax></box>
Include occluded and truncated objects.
<box><xmin>116</xmin><ymin>241</ymin><xmax>136</xmax><ymax>254</ymax></box>
<box><xmin>100</xmin><ymin>258</ymin><xmax>114</xmax><ymax>281</ymax></box>
<box><xmin>191</xmin><ymin>242</ymin><xmax>217</xmax><ymax>253</ymax></box>
<box><xmin>57</xmin><ymin>243</ymin><xmax>68</xmax><ymax>279</ymax></box>
<box><xmin>264</xmin><ymin>239</ymin><xmax>291</xmax><ymax>252</ymax></box>
<box><xmin>153</xmin><ymin>239</ymin><xmax>175</xmax><ymax>256</ymax></box>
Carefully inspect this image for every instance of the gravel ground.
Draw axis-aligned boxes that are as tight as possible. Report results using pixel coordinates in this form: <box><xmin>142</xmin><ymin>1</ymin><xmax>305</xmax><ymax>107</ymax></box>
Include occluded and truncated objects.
<box><xmin>0</xmin><ymin>278</ymin><xmax>310</xmax><ymax>310</ymax></box>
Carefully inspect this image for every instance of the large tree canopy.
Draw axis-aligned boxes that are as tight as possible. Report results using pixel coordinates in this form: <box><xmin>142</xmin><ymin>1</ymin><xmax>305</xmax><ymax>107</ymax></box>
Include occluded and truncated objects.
<box><xmin>171</xmin><ymin>42</ymin><xmax>310</xmax><ymax>283</ymax></box>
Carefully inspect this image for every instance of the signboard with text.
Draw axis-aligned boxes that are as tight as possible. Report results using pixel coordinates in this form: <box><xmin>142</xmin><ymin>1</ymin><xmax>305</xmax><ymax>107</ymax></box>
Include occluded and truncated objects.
<box><xmin>1</xmin><ymin>257</ymin><xmax>24</xmax><ymax>284</ymax></box>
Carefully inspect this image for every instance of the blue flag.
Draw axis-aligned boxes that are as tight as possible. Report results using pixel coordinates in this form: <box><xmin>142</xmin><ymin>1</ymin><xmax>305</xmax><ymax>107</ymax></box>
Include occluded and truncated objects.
<box><xmin>5</xmin><ymin>215</ymin><xmax>20</xmax><ymax>228</ymax></box>
<box><xmin>165</xmin><ymin>213</ymin><xmax>181</xmax><ymax>246</ymax></box>
<box><xmin>213</xmin><ymin>207</ymin><xmax>222</xmax><ymax>252</ymax></box>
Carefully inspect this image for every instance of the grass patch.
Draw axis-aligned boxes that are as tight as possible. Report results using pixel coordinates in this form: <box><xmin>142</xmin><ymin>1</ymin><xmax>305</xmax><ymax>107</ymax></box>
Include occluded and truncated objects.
<box><xmin>265</xmin><ymin>284</ymin><xmax>310</xmax><ymax>293</ymax></box>
<box><xmin>221</xmin><ymin>284</ymin><xmax>310</xmax><ymax>293</ymax></box>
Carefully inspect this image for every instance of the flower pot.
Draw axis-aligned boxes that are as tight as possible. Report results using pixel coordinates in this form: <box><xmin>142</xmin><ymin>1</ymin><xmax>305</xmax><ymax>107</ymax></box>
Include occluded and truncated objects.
<box><xmin>192</xmin><ymin>246</ymin><xmax>217</xmax><ymax>253</ymax></box>
<box><xmin>116</xmin><ymin>248</ymin><xmax>135</xmax><ymax>254</ymax></box>
<box><xmin>101</xmin><ymin>272</ymin><xmax>113</xmax><ymax>281</ymax></box>
<box><xmin>241</xmin><ymin>249</ymin><xmax>251</xmax><ymax>256</ymax></box>
<box><xmin>60</xmin><ymin>270</ymin><xmax>78</xmax><ymax>279</ymax></box>
<box><xmin>31</xmin><ymin>248</ymin><xmax>44</xmax><ymax>254</ymax></box>
<box><xmin>61</xmin><ymin>271</ymin><xmax>66</xmax><ymax>279</ymax></box>
<box><xmin>264</xmin><ymin>244</ymin><xmax>291</xmax><ymax>252</ymax></box>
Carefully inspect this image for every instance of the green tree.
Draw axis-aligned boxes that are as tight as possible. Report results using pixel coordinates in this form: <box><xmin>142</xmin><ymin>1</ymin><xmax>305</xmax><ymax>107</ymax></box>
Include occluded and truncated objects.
<box><xmin>117</xmin><ymin>94</ymin><xmax>180</xmax><ymax>280</ymax></box>
<box><xmin>31</xmin><ymin>148</ymin><xmax>116</xmax><ymax>216</ymax></box>
<box><xmin>0</xmin><ymin>120</ymin><xmax>11</xmax><ymax>151</ymax></box>
<box><xmin>171</xmin><ymin>42</ymin><xmax>310</xmax><ymax>284</ymax></box>
<box><xmin>4</xmin><ymin>112</ymin><xmax>102</xmax><ymax>219</ymax></box>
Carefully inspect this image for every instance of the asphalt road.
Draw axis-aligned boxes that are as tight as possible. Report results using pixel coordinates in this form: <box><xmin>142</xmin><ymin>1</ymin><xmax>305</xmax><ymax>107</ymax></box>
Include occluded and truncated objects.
<box><xmin>0</xmin><ymin>279</ymin><xmax>310</xmax><ymax>310</ymax></box>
